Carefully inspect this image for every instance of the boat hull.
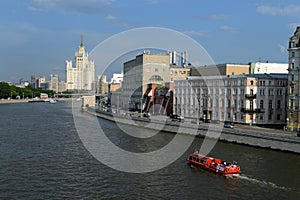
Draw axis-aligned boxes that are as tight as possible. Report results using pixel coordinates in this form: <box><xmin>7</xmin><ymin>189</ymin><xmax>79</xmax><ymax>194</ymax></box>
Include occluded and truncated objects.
<box><xmin>187</xmin><ymin>153</ymin><xmax>241</xmax><ymax>175</ymax></box>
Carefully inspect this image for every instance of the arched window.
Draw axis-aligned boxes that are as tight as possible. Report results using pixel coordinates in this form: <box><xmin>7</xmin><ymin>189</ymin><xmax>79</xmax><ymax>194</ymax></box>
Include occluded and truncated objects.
<box><xmin>149</xmin><ymin>75</ymin><xmax>163</xmax><ymax>82</ymax></box>
<box><xmin>260</xmin><ymin>100</ymin><xmax>264</xmax><ymax>109</ymax></box>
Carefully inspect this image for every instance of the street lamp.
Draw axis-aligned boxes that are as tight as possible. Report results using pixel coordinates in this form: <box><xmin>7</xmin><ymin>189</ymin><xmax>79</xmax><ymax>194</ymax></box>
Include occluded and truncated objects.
<box><xmin>117</xmin><ymin>95</ymin><xmax>119</xmax><ymax>114</ymax></box>
<box><xmin>140</xmin><ymin>98</ymin><xmax>143</xmax><ymax>116</ymax></box>
<box><xmin>197</xmin><ymin>97</ymin><xmax>200</xmax><ymax>125</ymax></box>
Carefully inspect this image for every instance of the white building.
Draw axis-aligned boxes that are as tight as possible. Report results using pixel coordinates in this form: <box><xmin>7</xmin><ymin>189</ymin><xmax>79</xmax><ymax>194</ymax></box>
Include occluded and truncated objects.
<box><xmin>48</xmin><ymin>74</ymin><xmax>59</xmax><ymax>93</ymax></box>
<box><xmin>58</xmin><ymin>81</ymin><xmax>66</xmax><ymax>93</ymax></box>
<box><xmin>31</xmin><ymin>75</ymin><xmax>46</xmax><ymax>89</ymax></box>
<box><xmin>174</xmin><ymin>74</ymin><xmax>288</xmax><ymax>127</ymax></box>
<box><xmin>110</xmin><ymin>72</ymin><xmax>123</xmax><ymax>84</ymax></box>
<box><xmin>66</xmin><ymin>35</ymin><xmax>95</xmax><ymax>91</ymax></box>
<box><xmin>250</xmin><ymin>62</ymin><xmax>288</xmax><ymax>74</ymax></box>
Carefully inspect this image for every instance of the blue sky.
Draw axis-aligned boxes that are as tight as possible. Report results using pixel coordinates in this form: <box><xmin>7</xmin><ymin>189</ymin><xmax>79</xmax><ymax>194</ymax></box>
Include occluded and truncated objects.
<box><xmin>1</xmin><ymin>0</ymin><xmax>300</xmax><ymax>82</ymax></box>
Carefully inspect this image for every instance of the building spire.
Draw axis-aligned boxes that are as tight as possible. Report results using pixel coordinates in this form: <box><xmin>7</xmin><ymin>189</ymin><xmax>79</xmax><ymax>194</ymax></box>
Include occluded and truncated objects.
<box><xmin>80</xmin><ymin>34</ymin><xmax>83</xmax><ymax>47</ymax></box>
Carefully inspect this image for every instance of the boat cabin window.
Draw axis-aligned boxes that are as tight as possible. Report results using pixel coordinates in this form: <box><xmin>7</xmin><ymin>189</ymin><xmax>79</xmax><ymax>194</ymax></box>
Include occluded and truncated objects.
<box><xmin>200</xmin><ymin>159</ymin><xmax>206</xmax><ymax>164</ymax></box>
<box><xmin>196</xmin><ymin>158</ymin><xmax>200</xmax><ymax>162</ymax></box>
<box><xmin>189</xmin><ymin>156</ymin><xmax>192</xmax><ymax>160</ymax></box>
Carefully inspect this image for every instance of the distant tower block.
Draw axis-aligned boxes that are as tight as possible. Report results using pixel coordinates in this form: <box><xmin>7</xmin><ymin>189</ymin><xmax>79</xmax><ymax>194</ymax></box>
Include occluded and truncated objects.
<box><xmin>169</xmin><ymin>51</ymin><xmax>177</xmax><ymax>65</ymax></box>
<box><xmin>181</xmin><ymin>50</ymin><xmax>188</xmax><ymax>67</ymax></box>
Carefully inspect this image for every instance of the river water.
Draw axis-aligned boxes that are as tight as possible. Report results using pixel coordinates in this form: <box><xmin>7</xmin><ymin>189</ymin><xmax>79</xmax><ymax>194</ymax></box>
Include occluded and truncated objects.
<box><xmin>0</xmin><ymin>101</ymin><xmax>299</xmax><ymax>199</ymax></box>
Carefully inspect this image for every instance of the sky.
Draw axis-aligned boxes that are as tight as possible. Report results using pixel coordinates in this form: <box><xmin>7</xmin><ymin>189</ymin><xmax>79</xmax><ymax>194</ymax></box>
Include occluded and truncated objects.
<box><xmin>1</xmin><ymin>0</ymin><xmax>300</xmax><ymax>83</ymax></box>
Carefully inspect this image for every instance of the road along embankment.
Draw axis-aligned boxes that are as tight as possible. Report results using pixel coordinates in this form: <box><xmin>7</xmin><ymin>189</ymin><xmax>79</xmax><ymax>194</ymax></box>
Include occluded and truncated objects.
<box><xmin>87</xmin><ymin>109</ymin><xmax>300</xmax><ymax>154</ymax></box>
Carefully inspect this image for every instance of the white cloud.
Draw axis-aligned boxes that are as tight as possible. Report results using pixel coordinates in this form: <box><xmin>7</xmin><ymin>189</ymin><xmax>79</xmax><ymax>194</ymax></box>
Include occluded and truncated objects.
<box><xmin>106</xmin><ymin>15</ymin><xmax>117</xmax><ymax>20</ymax></box>
<box><xmin>104</xmin><ymin>15</ymin><xmax>131</xmax><ymax>28</ymax></box>
<box><xmin>278</xmin><ymin>44</ymin><xmax>286</xmax><ymax>53</ymax></box>
<box><xmin>182</xmin><ymin>30</ymin><xmax>208</xmax><ymax>37</ymax></box>
<box><xmin>29</xmin><ymin>0</ymin><xmax>115</xmax><ymax>14</ymax></box>
<box><xmin>147</xmin><ymin>0</ymin><xmax>159</xmax><ymax>4</ymax></box>
<box><xmin>256</xmin><ymin>5</ymin><xmax>300</xmax><ymax>16</ymax></box>
<box><xmin>220</xmin><ymin>25</ymin><xmax>237</xmax><ymax>32</ymax></box>
<box><xmin>193</xmin><ymin>14</ymin><xmax>230</xmax><ymax>21</ymax></box>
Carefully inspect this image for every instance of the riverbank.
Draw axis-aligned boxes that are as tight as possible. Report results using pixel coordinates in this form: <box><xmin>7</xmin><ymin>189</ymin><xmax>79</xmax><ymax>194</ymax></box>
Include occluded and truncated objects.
<box><xmin>87</xmin><ymin>109</ymin><xmax>300</xmax><ymax>154</ymax></box>
<box><xmin>0</xmin><ymin>98</ymin><xmax>73</xmax><ymax>105</ymax></box>
<box><xmin>0</xmin><ymin>99</ymin><xmax>29</xmax><ymax>104</ymax></box>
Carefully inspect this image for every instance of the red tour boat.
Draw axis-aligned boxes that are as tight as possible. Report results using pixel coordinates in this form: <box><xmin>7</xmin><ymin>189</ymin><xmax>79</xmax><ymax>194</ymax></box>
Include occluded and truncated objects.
<box><xmin>186</xmin><ymin>150</ymin><xmax>241</xmax><ymax>175</ymax></box>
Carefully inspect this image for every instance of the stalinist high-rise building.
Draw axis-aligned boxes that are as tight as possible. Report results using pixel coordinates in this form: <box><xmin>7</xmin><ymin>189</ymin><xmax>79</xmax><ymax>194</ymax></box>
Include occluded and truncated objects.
<box><xmin>66</xmin><ymin>35</ymin><xmax>95</xmax><ymax>91</ymax></box>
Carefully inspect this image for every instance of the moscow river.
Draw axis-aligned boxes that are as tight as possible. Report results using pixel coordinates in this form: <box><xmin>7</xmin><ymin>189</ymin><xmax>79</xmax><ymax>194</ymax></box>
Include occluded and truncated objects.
<box><xmin>0</xmin><ymin>101</ymin><xmax>300</xmax><ymax>199</ymax></box>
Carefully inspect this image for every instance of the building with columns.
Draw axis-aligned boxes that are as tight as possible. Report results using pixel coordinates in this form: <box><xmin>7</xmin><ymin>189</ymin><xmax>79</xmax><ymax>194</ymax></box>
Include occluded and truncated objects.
<box><xmin>287</xmin><ymin>26</ymin><xmax>300</xmax><ymax>131</ymax></box>
<box><xmin>174</xmin><ymin>74</ymin><xmax>287</xmax><ymax>127</ymax></box>
<box><xmin>66</xmin><ymin>35</ymin><xmax>95</xmax><ymax>91</ymax></box>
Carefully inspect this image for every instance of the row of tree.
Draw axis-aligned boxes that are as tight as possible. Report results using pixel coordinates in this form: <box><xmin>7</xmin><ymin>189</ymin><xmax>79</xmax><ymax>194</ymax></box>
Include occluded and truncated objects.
<box><xmin>0</xmin><ymin>82</ymin><xmax>55</xmax><ymax>99</ymax></box>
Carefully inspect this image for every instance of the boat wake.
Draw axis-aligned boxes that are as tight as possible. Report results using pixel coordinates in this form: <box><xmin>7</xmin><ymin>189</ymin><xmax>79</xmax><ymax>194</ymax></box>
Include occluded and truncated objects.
<box><xmin>226</xmin><ymin>174</ymin><xmax>290</xmax><ymax>191</ymax></box>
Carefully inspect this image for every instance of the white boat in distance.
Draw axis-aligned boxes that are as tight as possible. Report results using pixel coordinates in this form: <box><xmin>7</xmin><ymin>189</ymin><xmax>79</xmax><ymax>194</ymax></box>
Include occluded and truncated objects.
<box><xmin>49</xmin><ymin>99</ymin><xmax>57</xmax><ymax>104</ymax></box>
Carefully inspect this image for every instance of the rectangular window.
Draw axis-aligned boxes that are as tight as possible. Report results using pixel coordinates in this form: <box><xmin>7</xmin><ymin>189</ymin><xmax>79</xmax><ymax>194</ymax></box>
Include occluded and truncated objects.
<box><xmin>292</xmin><ymin>52</ymin><xmax>295</xmax><ymax>57</ymax></box>
<box><xmin>260</xmin><ymin>114</ymin><xmax>263</xmax><ymax>120</ymax></box>
<box><xmin>240</xmin><ymin>89</ymin><xmax>244</xmax><ymax>95</ymax></box>
<box><xmin>290</xmin><ymin>99</ymin><xmax>294</xmax><ymax>108</ymax></box>
<box><xmin>277</xmin><ymin>100</ymin><xmax>281</xmax><ymax>109</ymax></box>
<box><xmin>269</xmin><ymin>89</ymin><xmax>273</xmax><ymax>95</ymax></box>
<box><xmin>227</xmin><ymin>89</ymin><xmax>231</xmax><ymax>95</ymax></box>
<box><xmin>269</xmin><ymin>100</ymin><xmax>272</xmax><ymax>109</ymax></box>
<box><xmin>277</xmin><ymin>114</ymin><xmax>281</xmax><ymax>120</ymax></box>
<box><xmin>260</xmin><ymin>100</ymin><xmax>264</xmax><ymax>109</ymax></box>
<box><xmin>250</xmin><ymin>100</ymin><xmax>253</xmax><ymax>110</ymax></box>
<box><xmin>290</xmin><ymin>85</ymin><xmax>294</xmax><ymax>94</ymax></box>
<box><xmin>268</xmin><ymin>114</ymin><xmax>272</xmax><ymax>120</ymax></box>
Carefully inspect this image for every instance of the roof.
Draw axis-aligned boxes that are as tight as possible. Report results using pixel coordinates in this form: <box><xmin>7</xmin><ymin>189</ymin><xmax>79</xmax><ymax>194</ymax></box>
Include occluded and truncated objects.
<box><xmin>245</xmin><ymin>73</ymin><xmax>288</xmax><ymax>79</ymax></box>
<box><xmin>176</xmin><ymin>73</ymin><xmax>288</xmax><ymax>82</ymax></box>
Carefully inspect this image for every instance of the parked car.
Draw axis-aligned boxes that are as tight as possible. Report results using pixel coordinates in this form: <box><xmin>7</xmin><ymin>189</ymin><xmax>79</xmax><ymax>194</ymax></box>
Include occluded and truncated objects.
<box><xmin>143</xmin><ymin>113</ymin><xmax>151</xmax><ymax>118</ymax></box>
<box><xmin>224</xmin><ymin>121</ymin><xmax>234</xmax><ymax>128</ymax></box>
<box><xmin>170</xmin><ymin>114</ymin><xmax>184</xmax><ymax>122</ymax></box>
